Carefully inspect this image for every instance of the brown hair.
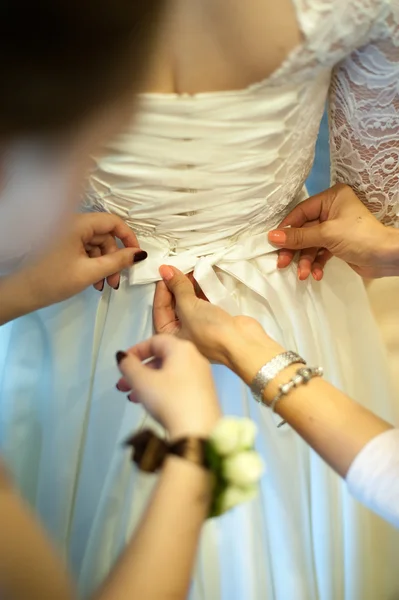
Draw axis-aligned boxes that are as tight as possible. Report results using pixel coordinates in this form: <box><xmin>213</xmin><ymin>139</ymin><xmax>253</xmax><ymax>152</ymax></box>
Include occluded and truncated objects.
<box><xmin>0</xmin><ymin>0</ymin><xmax>165</xmax><ymax>135</ymax></box>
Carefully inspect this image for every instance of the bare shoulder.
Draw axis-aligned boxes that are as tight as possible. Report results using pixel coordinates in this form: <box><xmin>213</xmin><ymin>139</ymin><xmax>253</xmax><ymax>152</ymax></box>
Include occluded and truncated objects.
<box><xmin>145</xmin><ymin>0</ymin><xmax>304</xmax><ymax>93</ymax></box>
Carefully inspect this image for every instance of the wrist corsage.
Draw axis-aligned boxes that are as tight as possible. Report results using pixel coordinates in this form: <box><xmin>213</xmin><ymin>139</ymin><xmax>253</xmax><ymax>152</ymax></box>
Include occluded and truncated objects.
<box><xmin>125</xmin><ymin>417</ymin><xmax>265</xmax><ymax>518</ymax></box>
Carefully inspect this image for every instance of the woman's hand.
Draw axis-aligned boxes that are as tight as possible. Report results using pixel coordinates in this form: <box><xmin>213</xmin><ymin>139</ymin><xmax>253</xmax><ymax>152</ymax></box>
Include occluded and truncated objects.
<box><xmin>151</xmin><ymin>265</ymin><xmax>283</xmax><ymax>379</ymax></box>
<box><xmin>153</xmin><ymin>265</ymin><xmax>241</xmax><ymax>364</ymax></box>
<box><xmin>116</xmin><ymin>335</ymin><xmax>221</xmax><ymax>439</ymax></box>
<box><xmin>268</xmin><ymin>184</ymin><xmax>399</xmax><ymax>280</ymax></box>
<box><xmin>0</xmin><ymin>212</ymin><xmax>147</xmax><ymax>325</ymax></box>
<box><xmin>30</xmin><ymin>211</ymin><xmax>147</xmax><ymax>298</ymax></box>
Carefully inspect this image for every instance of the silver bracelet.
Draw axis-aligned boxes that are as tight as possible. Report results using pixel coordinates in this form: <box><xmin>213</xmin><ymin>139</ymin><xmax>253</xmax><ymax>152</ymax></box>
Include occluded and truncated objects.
<box><xmin>272</xmin><ymin>366</ymin><xmax>324</xmax><ymax>427</ymax></box>
<box><xmin>250</xmin><ymin>351</ymin><xmax>306</xmax><ymax>404</ymax></box>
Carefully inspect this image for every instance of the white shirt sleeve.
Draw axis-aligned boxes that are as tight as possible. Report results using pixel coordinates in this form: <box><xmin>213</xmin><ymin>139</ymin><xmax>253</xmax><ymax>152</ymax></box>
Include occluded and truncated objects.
<box><xmin>346</xmin><ymin>429</ymin><xmax>399</xmax><ymax>528</ymax></box>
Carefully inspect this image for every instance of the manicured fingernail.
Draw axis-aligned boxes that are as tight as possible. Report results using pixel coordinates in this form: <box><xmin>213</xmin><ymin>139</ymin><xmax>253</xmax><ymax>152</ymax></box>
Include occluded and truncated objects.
<box><xmin>298</xmin><ymin>267</ymin><xmax>306</xmax><ymax>280</ymax></box>
<box><xmin>159</xmin><ymin>265</ymin><xmax>175</xmax><ymax>282</ymax></box>
<box><xmin>277</xmin><ymin>256</ymin><xmax>285</xmax><ymax>269</ymax></box>
<box><xmin>113</xmin><ymin>282</ymin><xmax>120</xmax><ymax>291</ymax></box>
<box><xmin>268</xmin><ymin>230</ymin><xmax>287</xmax><ymax>245</ymax></box>
<box><xmin>127</xmin><ymin>394</ymin><xmax>139</xmax><ymax>404</ymax></box>
<box><xmin>116</xmin><ymin>351</ymin><xmax>127</xmax><ymax>365</ymax></box>
<box><xmin>133</xmin><ymin>250</ymin><xmax>148</xmax><ymax>264</ymax></box>
<box><xmin>98</xmin><ymin>280</ymin><xmax>105</xmax><ymax>292</ymax></box>
<box><xmin>116</xmin><ymin>382</ymin><xmax>122</xmax><ymax>391</ymax></box>
<box><xmin>312</xmin><ymin>269</ymin><xmax>323</xmax><ymax>281</ymax></box>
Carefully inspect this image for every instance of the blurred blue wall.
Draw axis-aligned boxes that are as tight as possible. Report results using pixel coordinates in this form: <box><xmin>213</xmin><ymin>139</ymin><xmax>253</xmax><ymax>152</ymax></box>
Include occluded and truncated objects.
<box><xmin>306</xmin><ymin>111</ymin><xmax>330</xmax><ymax>195</ymax></box>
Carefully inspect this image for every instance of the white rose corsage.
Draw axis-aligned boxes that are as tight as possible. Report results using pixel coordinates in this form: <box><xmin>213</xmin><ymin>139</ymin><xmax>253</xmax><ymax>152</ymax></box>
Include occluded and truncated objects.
<box><xmin>206</xmin><ymin>417</ymin><xmax>265</xmax><ymax>517</ymax></box>
<box><xmin>125</xmin><ymin>417</ymin><xmax>265</xmax><ymax>519</ymax></box>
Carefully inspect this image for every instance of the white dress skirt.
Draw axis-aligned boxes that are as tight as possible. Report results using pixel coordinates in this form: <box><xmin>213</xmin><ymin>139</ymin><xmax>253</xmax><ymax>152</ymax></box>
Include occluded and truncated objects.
<box><xmin>2</xmin><ymin>257</ymin><xmax>399</xmax><ymax>600</ymax></box>
<box><xmin>2</xmin><ymin>2</ymin><xmax>399</xmax><ymax>598</ymax></box>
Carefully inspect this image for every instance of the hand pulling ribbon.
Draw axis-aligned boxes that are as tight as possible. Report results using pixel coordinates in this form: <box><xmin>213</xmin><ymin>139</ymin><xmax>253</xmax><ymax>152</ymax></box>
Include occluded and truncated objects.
<box><xmin>125</xmin><ymin>418</ymin><xmax>265</xmax><ymax>517</ymax></box>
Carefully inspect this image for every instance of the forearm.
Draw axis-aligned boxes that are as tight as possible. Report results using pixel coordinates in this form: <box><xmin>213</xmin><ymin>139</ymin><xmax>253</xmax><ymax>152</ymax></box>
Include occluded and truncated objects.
<box><xmin>269</xmin><ymin>365</ymin><xmax>391</xmax><ymax>477</ymax></box>
<box><xmin>0</xmin><ymin>272</ymin><xmax>41</xmax><ymax>325</ymax></box>
<box><xmin>95</xmin><ymin>456</ymin><xmax>212</xmax><ymax>600</ymax></box>
<box><xmin>225</xmin><ymin>328</ymin><xmax>392</xmax><ymax>478</ymax></box>
<box><xmin>0</xmin><ymin>463</ymin><xmax>76</xmax><ymax>600</ymax></box>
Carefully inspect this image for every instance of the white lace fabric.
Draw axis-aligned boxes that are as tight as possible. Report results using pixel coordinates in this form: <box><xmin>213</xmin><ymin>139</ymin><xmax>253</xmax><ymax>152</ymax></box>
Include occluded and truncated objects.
<box><xmin>278</xmin><ymin>0</ymin><xmax>399</xmax><ymax>227</ymax></box>
<box><xmin>330</xmin><ymin>34</ymin><xmax>399</xmax><ymax>226</ymax></box>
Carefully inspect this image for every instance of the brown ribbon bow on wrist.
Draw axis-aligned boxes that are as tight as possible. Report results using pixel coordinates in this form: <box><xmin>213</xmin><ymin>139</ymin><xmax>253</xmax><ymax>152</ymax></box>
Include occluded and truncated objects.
<box><xmin>125</xmin><ymin>429</ymin><xmax>208</xmax><ymax>473</ymax></box>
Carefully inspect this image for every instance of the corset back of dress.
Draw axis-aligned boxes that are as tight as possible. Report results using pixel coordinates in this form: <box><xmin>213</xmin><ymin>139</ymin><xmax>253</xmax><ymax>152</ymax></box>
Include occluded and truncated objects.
<box><xmin>86</xmin><ymin>72</ymin><xmax>330</xmax><ymax>257</ymax></box>
<box><xmin>85</xmin><ymin>0</ymin><xmax>399</xmax><ymax>254</ymax></box>
<box><xmin>84</xmin><ymin>0</ymin><xmax>399</xmax><ymax>285</ymax></box>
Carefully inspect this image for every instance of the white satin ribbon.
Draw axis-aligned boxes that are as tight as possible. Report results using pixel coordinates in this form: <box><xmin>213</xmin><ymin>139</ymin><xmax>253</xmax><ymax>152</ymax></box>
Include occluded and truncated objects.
<box><xmin>128</xmin><ymin>230</ymin><xmax>280</xmax><ymax>316</ymax></box>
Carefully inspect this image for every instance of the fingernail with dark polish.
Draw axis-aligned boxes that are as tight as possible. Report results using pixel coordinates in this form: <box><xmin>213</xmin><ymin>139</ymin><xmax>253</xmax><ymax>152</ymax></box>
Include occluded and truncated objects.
<box><xmin>133</xmin><ymin>250</ymin><xmax>148</xmax><ymax>264</ymax></box>
<box><xmin>116</xmin><ymin>351</ymin><xmax>127</xmax><ymax>365</ymax></box>
<box><xmin>114</xmin><ymin>282</ymin><xmax>120</xmax><ymax>291</ymax></box>
<box><xmin>116</xmin><ymin>382</ymin><xmax>122</xmax><ymax>391</ymax></box>
<box><xmin>99</xmin><ymin>280</ymin><xmax>105</xmax><ymax>292</ymax></box>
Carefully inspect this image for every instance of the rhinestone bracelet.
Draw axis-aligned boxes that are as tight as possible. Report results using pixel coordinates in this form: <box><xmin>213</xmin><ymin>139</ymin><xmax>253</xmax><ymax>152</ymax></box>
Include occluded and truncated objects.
<box><xmin>271</xmin><ymin>366</ymin><xmax>324</xmax><ymax>427</ymax></box>
<box><xmin>250</xmin><ymin>351</ymin><xmax>306</xmax><ymax>404</ymax></box>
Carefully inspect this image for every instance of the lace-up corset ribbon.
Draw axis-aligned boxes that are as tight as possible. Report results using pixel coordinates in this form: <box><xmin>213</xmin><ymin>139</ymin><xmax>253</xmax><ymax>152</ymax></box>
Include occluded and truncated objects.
<box><xmin>86</xmin><ymin>74</ymin><xmax>329</xmax><ymax>314</ymax></box>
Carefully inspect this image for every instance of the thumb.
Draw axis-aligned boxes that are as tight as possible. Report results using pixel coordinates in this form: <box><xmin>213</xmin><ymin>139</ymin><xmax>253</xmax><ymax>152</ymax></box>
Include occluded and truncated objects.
<box><xmin>268</xmin><ymin>225</ymin><xmax>326</xmax><ymax>250</ymax></box>
<box><xmin>159</xmin><ymin>265</ymin><xmax>197</xmax><ymax>302</ymax></box>
<box><xmin>85</xmin><ymin>248</ymin><xmax>146</xmax><ymax>283</ymax></box>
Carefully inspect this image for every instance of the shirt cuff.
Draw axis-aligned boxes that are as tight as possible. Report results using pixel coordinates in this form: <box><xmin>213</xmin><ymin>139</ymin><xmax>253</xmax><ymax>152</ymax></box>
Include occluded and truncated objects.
<box><xmin>346</xmin><ymin>428</ymin><xmax>399</xmax><ymax>528</ymax></box>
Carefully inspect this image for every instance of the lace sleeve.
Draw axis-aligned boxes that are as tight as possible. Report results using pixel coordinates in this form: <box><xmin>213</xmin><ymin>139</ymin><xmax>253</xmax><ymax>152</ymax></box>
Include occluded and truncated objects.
<box><xmin>329</xmin><ymin>17</ymin><xmax>399</xmax><ymax>227</ymax></box>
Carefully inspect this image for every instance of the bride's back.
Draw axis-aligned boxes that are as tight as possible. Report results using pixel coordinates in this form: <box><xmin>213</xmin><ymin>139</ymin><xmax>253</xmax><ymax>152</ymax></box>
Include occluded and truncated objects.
<box><xmin>86</xmin><ymin>0</ymin><xmax>398</xmax><ymax>265</ymax></box>
<box><xmin>146</xmin><ymin>0</ymin><xmax>303</xmax><ymax>94</ymax></box>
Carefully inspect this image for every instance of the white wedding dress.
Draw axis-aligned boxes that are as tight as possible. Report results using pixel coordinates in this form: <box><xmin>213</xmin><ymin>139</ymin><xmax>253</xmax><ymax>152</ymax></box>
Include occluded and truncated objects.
<box><xmin>1</xmin><ymin>1</ymin><xmax>399</xmax><ymax>599</ymax></box>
